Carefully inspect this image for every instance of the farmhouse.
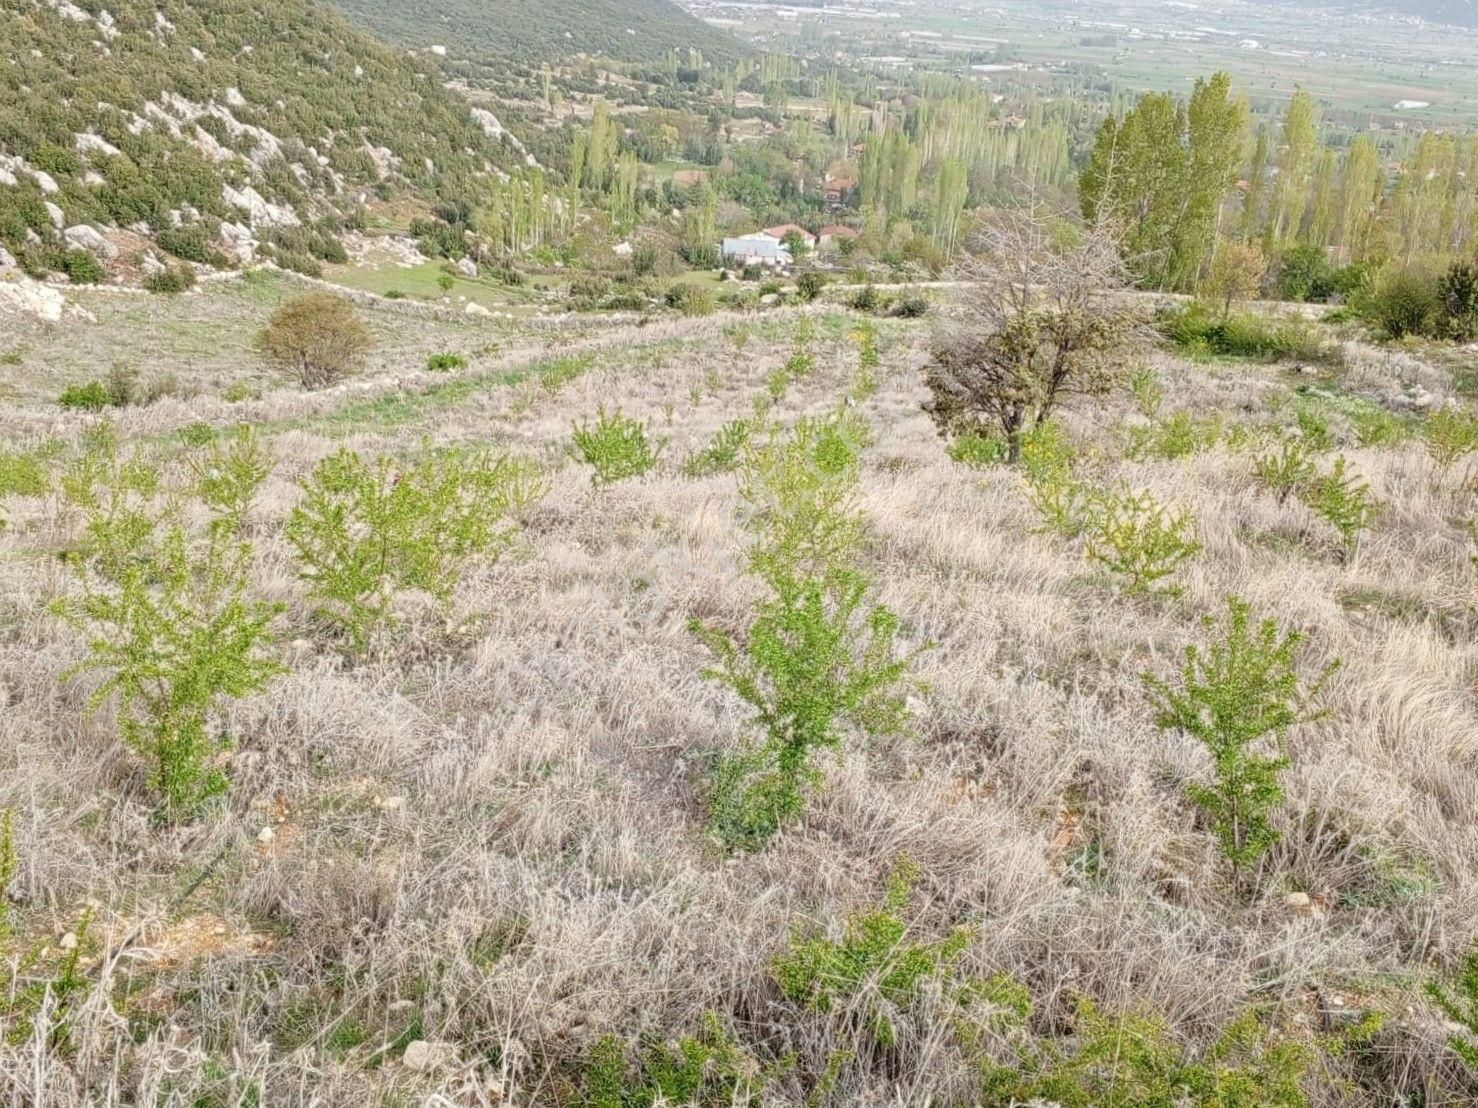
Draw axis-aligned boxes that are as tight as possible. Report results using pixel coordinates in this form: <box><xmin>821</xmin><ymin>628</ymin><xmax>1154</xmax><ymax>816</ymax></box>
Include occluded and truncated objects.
<box><xmin>720</xmin><ymin>234</ymin><xmax>793</xmax><ymax>267</ymax></box>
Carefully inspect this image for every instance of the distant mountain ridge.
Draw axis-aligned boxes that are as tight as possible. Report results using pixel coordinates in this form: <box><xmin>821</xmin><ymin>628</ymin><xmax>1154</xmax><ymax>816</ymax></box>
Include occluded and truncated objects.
<box><xmin>325</xmin><ymin>0</ymin><xmax>744</xmax><ymax>67</ymax></box>
<box><xmin>0</xmin><ymin>0</ymin><xmax>517</xmax><ymax>279</ymax></box>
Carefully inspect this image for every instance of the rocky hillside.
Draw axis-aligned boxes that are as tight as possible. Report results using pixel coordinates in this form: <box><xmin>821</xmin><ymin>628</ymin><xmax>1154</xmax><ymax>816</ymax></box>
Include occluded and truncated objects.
<box><xmin>327</xmin><ymin>0</ymin><xmax>744</xmax><ymax>69</ymax></box>
<box><xmin>0</xmin><ymin>0</ymin><xmax>521</xmax><ymax>282</ymax></box>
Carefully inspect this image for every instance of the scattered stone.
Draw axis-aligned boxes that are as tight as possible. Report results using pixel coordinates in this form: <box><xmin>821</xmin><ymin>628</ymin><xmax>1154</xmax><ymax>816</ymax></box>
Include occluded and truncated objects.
<box><xmin>0</xmin><ymin>246</ymin><xmax>15</xmax><ymax>270</ymax></box>
<box><xmin>456</xmin><ymin>257</ymin><xmax>478</xmax><ymax>279</ymax></box>
<box><xmin>403</xmin><ymin>1039</ymin><xmax>456</xmax><ymax>1072</ymax></box>
<box><xmin>141</xmin><ymin>252</ymin><xmax>167</xmax><ymax>277</ymax></box>
<box><xmin>1286</xmin><ymin>891</ymin><xmax>1313</xmax><ymax>914</ymax></box>
<box><xmin>256</xmin><ymin>826</ymin><xmax>275</xmax><ymax>845</ymax></box>
<box><xmin>464</xmin><ymin>301</ymin><xmax>492</xmax><ymax>317</ymax></box>
<box><xmin>59</xmin><ymin>932</ymin><xmax>78</xmax><ymax>951</ymax></box>
<box><xmin>45</xmin><ymin>201</ymin><xmax>65</xmax><ymax>230</ymax></box>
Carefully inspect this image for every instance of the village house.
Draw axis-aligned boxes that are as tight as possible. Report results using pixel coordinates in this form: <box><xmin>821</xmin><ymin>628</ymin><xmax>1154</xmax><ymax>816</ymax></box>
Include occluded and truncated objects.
<box><xmin>720</xmin><ymin>234</ymin><xmax>792</xmax><ymax>268</ymax></box>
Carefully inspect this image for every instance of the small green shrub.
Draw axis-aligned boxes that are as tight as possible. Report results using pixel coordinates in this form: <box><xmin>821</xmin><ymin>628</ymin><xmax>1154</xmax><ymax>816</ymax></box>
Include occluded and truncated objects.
<box><xmin>784</xmin><ymin>350</ymin><xmax>814</xmax><ymax>380</ymax></box>
<box><xmin>0</xmin><ymin>448</ymin><xmax>49</xmax><ymax>499</ymax></box>
<box><xmin>1437</xmin><ymin>262</ymin><xmax>1478</xmax><ymax>342</ymax></box>
<box><xmin>1144</xmin><ymin>597</ymin><xmax>1334</xmax><ymax>877</ymax></box>
<box><xmin>1348</xmin><ymin>405</ymin><xmax>1413</xmax><ymax>448</ymax></box>
<box><xmin>892</xmin><ymin>295</ymin><xmax>928</xmax><ymax>318</ymax></box>
<box><xmin>1291</xmin><ymin>403</ymin><xmax>1334</xmax><ymax>452</ymax></box>
<box><xmin>60</xmin><ymin>428</ymin><xmax>168</xmax><ymax>580</ymax></box>
<box><xmin>1254</xmin><ymin>438</ymin><xmax>1317</xmax><ymax>505</ymax></box>
<box><xmin>1024</xmin><ymin>1002</ymin><xmax>1315</xmax><ymax>1108</ymax></box>
<box><xmin>849</xmin><ymin>284</ymin><xmax>880</xmax><ymax>312</ymax></box>
<box><xmin>0</xmin><ymin>809</ymin><xmax>15</xmax><ymax>939</ymax></box>
<box><xmin>1424</xmin><ymin>406</ymin><xmax>1478</xmax><ymax>468</ymax></box>
<box><xmin>1022</xmin><ymin>421</ymin><xmax>1091</xmax><ymax>536</ymax></box>
<box><xmin>1364</xmin><ymin>268</ymin><xmax>1438</xmax><ymax>339</ymax></box>
<box><xmin>425</xmin><ymin>352</ymin><xmax>468</xmax><ymax>373</ymax></box>
<box><xmin>581</xmin><ymin>1013</ymin><xmax>765</xmax><ymax>1108</ymax></box>
<box><xmin>144</xmin><ymin>265</ymin><xmax>197</xmax><ymax>294</ymax></box>
<box><xmin>189</xmin><ymin>425</ymin><xmax>271</xmax><ymax>536</ymax></box>
<box><xmin>1302</xmin><ymin>457</ymin><xmax>1379</xmax><ymax>561</ymax></box>
<box><xmin>698</xmin><ymin>567</ymin><xmax>913</xmax><ymax>849</ymax></box>
<box><xmin>287</xmin><ymin>448</ymin><xmax>544</xmax><ymax>651</ymax></box>
<box><xmin>1155</xmin><ymin>304</ymin><xmax>1326</xmax><ymax>363</ymax></box>
<box><xmin>1085</xmin><ymin>488</ymin><xmax>1200</xmax><ymax>596</ymax></box>
<box><xmin>222</xmin><ymin>382</ymin><xmax>260</xmax><ymax>403</ymax></box>
<box><xmin>540</xmin><ymin>353</ymin><xmax>593</xmax><ymax>395</ymax></box>
<box><xmin>773</xmin><ymin>859</ymin><xmax>974</xmax><ymax>1047</ymax></box>
<box><xmin>571</xmin><ymin>407</ymin><xmax>663</xmax><ymax>485</ymax></box>
<box><xmin>56</xmin><ymin>524</ymin><xmax>283</xmax><ymax>819</ymax></box>
<box><xmin>1129</xmin><ymin>366</ymin><xmax>1164</xmax><ymax>420</ymax></box>
<box><xmin>796</xmin><ymin>270</ymin><xmax>827</xmax><ymax>302</ymax></box>
<box><xmin>666</xmin><ymin>283</ymin><xmax>715</xmax><ymax>317</ymax></box>
<box><xmin>58</xmin><ymin>381</ymin><xmax>112</xmax><ymax>411</ymax></box>
<box><xmin>949</xmin><ymin>431</ymin><xmax>1009</xmax><ymax>468</ymax></box>
<box><xmin>696</xmin><ymin>412</ymin><xmax>912</xmax><ymax>849</ymax></box>
<box><xmin>1429</xmin><ymin>941</ymin><xmax>1478</xmax><ymax>1068</ymax></box>
<box><xmin>1127</xmin><ymin>410</ymin><xmax>1222</xmax><ymax>461</ymax></box>
<box><xmin>682</xmin><ymin>418</ymin><xmax>756</xmax><ymax>478</ymax></box>
<box><xmin>178</xmin><ymin>422</ymin><xmax>219</xmax><ymax>448</ymax></box>
<box><xmin>60</xmin><ymin>249</ymin><xmax>106</xmax><ymax>285</ymax></box>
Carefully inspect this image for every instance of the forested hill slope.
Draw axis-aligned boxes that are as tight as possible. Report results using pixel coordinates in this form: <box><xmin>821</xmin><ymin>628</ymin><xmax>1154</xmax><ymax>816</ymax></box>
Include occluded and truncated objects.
<box><xmin>0</xmin><ymin>0</ymin><xmax>516</xmax><ymax>279</ymax></box>
<box><xmin>326</xmin><ymin>0</ymin><xmax>744</xmax><ymax>68</ymax></box>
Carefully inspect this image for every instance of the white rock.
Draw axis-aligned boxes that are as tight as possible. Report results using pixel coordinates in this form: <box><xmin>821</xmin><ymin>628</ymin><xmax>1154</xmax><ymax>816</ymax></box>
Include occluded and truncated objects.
<box><xmin>256</xmin><ymin>825</ymin><xmax>275</xmax><ymax>844</ymax></box>
<box><xmin>32</xmin><ymin>170</ymin><xmax>59</xmax><ymax>195</ymax></box>
<box><xmin>222</xmin><ymin>184</ymin><xmax>299</xmax><ymax>228</ymax></box>
<box><xmin>456</xmin><ymin>257</ymin><xmax>478</xmax><ymax>278</ymax></box>
<box><xmin>74</xmin><ymin>132</ymin><xmax>121</xmax><ymax>157</ymax></box>
<box><xmin>0</xmin><ymin>246</ymin><xmax>15</xmax><ymax>270</ymax></box>
<box><xmin>218</xmin><ymin>221</ymin><xmax>258</xmax><ymax>265</ymax></box>
<box><xmin>224</xmin><ymin>86</ymin><xmax>246</xmax><ymax>108</ymax></box>
<box><xmin>45</xmin><ymin>202</ymin><xmax>65</xmax><ymax>230</ymax></box>
<box><xmin>64</xmin><ymin>224</ymin><xmax>118</xmax><ymax>259</ymax></box>
<box><xmin>429</xmin><ymin>44</ymin><xmax>447</xmax><ymax>57</ymax></box>
<box><xmin>402</xmin><ymin>1039</ymin><xmax>456</xmax><ymax>1072</ymax></box>
<box><xmin>464</xmin><ymin>301</ymin><xmax>492</xmax><ymax>316</ymax></box>
<box><xmin>141</xmin><ymin>252</ymin><xmax>167</xmax><ymax>277</ymax></box>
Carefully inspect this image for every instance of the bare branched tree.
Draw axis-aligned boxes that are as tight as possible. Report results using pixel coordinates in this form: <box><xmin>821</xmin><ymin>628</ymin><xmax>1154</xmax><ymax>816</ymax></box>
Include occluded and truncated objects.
<box><xmin>924</xmin><ymin>198</ymin><xmax>1144</xmax><ymax>462</ymax></box>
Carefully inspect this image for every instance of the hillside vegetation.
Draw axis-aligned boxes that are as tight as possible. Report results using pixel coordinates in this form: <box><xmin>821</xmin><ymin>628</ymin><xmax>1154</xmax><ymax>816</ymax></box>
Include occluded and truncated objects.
<box><xmin>327</xmin><ymin>0</ymin><xmax>744</xmax><ymax>67</ymax></box>
<box><xmin>0</xmin><ymin>0</ymin><xmax>516</xmax><ymax>278</ymax></box>
<box><xmin>2</xmin><ymin>268</ymin><xmax>1478</xmax><ymax>1103</ymax></box>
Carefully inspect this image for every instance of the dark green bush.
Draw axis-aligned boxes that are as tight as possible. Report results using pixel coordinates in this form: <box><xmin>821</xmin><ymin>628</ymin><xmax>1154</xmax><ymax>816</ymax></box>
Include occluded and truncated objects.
<box><xmin>1364</xmin><ymin>269</ymin><xmax>1438</xmax><ymax>339</ymax></box>
<box><xmin>1437</xmin><ymin>262</ymin><xmax>1478</xmax><ymax>342</ymax></box>
<box><xmin>1275</xmin><ymin>244</ymin><xmax>1337</xmax><ymax>303</ymax></box>
<box><xmin>425</xmin><ymin>352</ymin><xmax>468</xmax><ymax>372</ymax></box>
<box><xmin>60</xmin><ymin>250</ymin><xmax>106</xmax><ymax>285</ymax></box>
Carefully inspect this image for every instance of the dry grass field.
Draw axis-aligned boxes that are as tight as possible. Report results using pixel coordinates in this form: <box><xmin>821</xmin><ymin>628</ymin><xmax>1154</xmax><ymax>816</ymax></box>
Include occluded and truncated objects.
<box><xmin>1</xmin><ymin>279</ymin><xmax>1477</xmax><ymax>1105</ymax></box>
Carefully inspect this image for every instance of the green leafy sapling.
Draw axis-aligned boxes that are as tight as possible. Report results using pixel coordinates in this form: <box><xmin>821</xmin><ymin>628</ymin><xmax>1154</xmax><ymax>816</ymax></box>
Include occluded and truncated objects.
<box><xmin>189</xmin><ymin>424</ymin><xmax>272</xmax><ymax>536</ymax></box>
<box><xmin>1254</xmin><ymin>437</ymin><xmax>1316</xmax><ymax>505</ymax></box>
<box><xmin>1303</xmin><ymin>457</ymin><xmax>1379</xmax><ymax>561</ymax></box>
<box><xmin>56</xmin><ymin>526</ymin><xmax>283</xmax><ymax>818</ymax></box>
<box><xmin>287</xmin><ymin>447</ymin><xmax>544</xmax><ymax>652</ymax></box>
<box><xmin>571</xmin><ymin>406</ymin><xmax>663</xmax><ymax>485</ymax></box>
<box><xmin>1085</xmin><ymin>488</ymin><xmax>1201</xmax><ymax>596</ymax></box>
<box><xmin>1144</xmin><ymin>597</ymin><xmax>1336</xmax><ymax>879</ymax></box>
